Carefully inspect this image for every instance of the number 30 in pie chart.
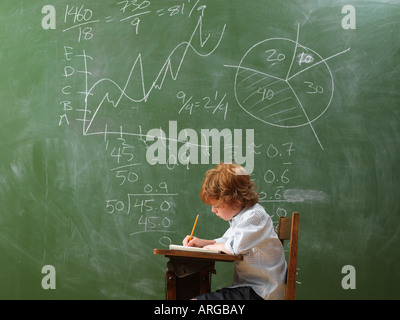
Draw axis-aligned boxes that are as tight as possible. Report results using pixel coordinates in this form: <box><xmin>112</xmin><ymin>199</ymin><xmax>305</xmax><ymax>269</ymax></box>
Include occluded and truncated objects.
<box><xmin>234</xmin><ymin>38</ymin><xmax>335</xmax><ymax>128</ymax></box>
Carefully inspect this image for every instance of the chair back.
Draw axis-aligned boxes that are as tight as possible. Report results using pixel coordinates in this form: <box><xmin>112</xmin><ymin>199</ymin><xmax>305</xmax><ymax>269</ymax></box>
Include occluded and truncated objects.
<box><xmin>277</xmin><ymin>212</ymin><xmax>299</xmax><ymax>300</ymax></box>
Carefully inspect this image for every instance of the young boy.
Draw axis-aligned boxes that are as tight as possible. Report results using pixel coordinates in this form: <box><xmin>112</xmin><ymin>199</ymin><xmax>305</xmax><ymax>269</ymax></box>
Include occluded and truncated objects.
<box><xmin>183</xmin><ymin>162</ymin><xmax>287</xmax><ymax>300</ymax></box>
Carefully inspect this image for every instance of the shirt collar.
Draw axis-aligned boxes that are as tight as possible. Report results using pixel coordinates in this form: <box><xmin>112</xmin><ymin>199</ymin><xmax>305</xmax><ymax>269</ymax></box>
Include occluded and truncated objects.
<box><xmin>229</xmin><ymin>206</ymin><xmax>247</xmax><ymax>225</ymax></box>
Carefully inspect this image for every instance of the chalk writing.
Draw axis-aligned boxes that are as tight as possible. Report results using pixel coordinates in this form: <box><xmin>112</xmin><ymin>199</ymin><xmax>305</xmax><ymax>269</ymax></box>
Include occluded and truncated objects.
<box><xmin>177</xmin><ymin>90</ymin><xmax>229</xmax><ymax>119</ymax></box>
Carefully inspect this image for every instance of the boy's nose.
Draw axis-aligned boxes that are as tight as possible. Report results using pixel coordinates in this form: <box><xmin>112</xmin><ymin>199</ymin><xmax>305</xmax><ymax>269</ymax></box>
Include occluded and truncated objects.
<box><xmin>211</xmin><ymin>206</ymin><xmax>217</xmax><ymax>213</ymax></box>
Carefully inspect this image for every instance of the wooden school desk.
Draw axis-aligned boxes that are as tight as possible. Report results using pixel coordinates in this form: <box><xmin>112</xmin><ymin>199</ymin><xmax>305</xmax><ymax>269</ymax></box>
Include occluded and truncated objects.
<box><xmin>154</xmin><ymin>249</ymin><xmax>243</xmax><ymax>300</ymax></box>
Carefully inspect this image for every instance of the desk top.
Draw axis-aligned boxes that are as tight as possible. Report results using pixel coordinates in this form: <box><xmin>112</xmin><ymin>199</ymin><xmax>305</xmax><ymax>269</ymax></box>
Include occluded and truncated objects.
<box><xmin>153</xmin><ymin>249</ymin><xmax>243</xmax><ymax>262</ymax></box>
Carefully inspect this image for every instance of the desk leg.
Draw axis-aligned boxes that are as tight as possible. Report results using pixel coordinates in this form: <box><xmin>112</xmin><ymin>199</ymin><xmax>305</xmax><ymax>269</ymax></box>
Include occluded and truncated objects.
<box><xmin>199</xmin><ymin>269</ymin><xmax>211</xmax><ymax>295</ymax></box>
<box><xmin>166</xmin><ymin>271</ymin><xmax>177</xmax><ymax>300</ymax></box>
<box><xmin>165</xmin><ymin>269</ymin><xmax>213</xmax><ymax>300</ymax></box>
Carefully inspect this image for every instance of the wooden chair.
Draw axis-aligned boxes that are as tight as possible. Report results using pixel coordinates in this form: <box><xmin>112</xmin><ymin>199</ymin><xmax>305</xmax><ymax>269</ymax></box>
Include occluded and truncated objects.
<box><xmin>277</xmin><ymin>212</ymin><xmax>299</xmax><ymax>300</ymax></box>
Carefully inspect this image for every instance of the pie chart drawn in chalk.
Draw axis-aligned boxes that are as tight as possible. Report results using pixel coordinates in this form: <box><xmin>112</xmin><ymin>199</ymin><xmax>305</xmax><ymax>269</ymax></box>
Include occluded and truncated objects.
<box><xmin>234</xmin><ymin>38</ymin><xmax>335</xmax><ymax>129</ymax></box>
<box><xmin>231</xmin><ymin>29</ymin><xmax>350</xmax><ymax>149</ymax></box>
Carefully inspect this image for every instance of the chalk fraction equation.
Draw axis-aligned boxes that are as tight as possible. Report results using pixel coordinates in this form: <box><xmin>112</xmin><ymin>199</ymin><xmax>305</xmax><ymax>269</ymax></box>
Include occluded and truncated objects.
<box><xmin>62</xmin><ymin>1</ymin><xmax>207</xmax><ymax>42</ymax></box>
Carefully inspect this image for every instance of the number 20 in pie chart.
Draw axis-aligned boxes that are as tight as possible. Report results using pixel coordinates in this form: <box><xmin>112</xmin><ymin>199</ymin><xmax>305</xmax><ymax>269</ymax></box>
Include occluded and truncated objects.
<box><xmin>234</xmin><ymin>38</ymin><xmax>334</xmax><ymax>128</ymax></box>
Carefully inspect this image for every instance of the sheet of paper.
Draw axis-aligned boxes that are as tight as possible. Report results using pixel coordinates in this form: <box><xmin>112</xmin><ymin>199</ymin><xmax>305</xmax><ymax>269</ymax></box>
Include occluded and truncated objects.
<box><xmin>169</xmin><ymin>244</ymin><xmax>220</xmax><ymax>254</ymax></box>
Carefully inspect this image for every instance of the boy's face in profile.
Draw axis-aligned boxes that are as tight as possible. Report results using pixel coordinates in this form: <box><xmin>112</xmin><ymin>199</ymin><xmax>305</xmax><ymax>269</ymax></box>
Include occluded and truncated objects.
<box><xmin>210</xmin><ymin>200</ymin><xmax>242</xmax><ymax>221</ymax></box>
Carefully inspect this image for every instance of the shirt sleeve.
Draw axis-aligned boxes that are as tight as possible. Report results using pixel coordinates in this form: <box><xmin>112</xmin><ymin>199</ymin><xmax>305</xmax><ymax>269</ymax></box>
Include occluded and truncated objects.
<box><xmin>224</xmin><ymin>208</ymin><xmax>274</xmax><ymax>255</ymax></box>
<box><xmin>214</xmin><ymin>228</ymin><xmax>230</xmax><ymax>244</ymax></box>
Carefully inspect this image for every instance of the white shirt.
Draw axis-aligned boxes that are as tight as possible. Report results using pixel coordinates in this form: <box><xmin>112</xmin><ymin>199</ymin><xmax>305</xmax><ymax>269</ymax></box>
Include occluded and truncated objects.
<box><xmin>214</xmin><ymin>203</ymin><xmax>287</xmax><ymax>299</ymax></box>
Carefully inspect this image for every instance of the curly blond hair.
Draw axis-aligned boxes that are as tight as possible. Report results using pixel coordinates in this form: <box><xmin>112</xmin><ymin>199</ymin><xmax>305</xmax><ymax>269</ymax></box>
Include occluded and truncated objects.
<box><xmin>200</xmin><ymin>162</ymin><xmax>258</xmax><ymax>208</ymax></box>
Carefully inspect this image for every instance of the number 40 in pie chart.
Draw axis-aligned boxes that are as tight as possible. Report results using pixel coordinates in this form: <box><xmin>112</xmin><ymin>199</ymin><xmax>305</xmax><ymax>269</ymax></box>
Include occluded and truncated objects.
<box><xmin>234</xmin><ymin>38</ymin><xmax>336</xmax><ymax>129</ymax></box>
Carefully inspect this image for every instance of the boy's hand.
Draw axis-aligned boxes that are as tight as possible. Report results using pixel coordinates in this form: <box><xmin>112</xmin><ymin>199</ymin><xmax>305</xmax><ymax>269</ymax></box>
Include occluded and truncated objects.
<box><xmin>182</xmin><ymin>236</ymin><xmax>204</xmax><ymax>247</ymax></box>
<box><xmin>183</xmin><ymin>235</ymin><xmax>199</xmax><ymax>247</ymax></box>
<box><xmin>182</xmin><ymin>236</ymin><xmax>216</xmax><ymax>248</ymax></box>
<box><xmin>203</xmin><ymin>243</ymin><xmax>232</xmax><ymax>255</ymax></box>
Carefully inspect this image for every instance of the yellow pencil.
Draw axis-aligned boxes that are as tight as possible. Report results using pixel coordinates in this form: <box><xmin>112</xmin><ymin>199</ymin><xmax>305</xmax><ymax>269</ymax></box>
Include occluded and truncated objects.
<box><xmin>188</xmin><ymin>214</ymin><xmax>199</xmax><ymax>242</ymax></box>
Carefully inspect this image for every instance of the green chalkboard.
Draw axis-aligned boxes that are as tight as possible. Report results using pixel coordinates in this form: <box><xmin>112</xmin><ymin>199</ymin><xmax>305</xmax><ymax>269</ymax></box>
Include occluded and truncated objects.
<box><xmin>1</xmin><ymin>0</ymin><xmax>399</xmax><ymax>299</ymax></box>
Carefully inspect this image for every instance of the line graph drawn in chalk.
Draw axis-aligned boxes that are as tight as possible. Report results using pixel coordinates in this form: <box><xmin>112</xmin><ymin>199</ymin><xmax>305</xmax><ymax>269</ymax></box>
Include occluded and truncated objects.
<box><xmin>80</xmin><ymin>15</ymin><xmax>226</xmax><ymax>138</ymax></box>
<box><xmin>226</xmin><ymin>24</ymin><xmax>350</xmax><ymax>150</ymax></box>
